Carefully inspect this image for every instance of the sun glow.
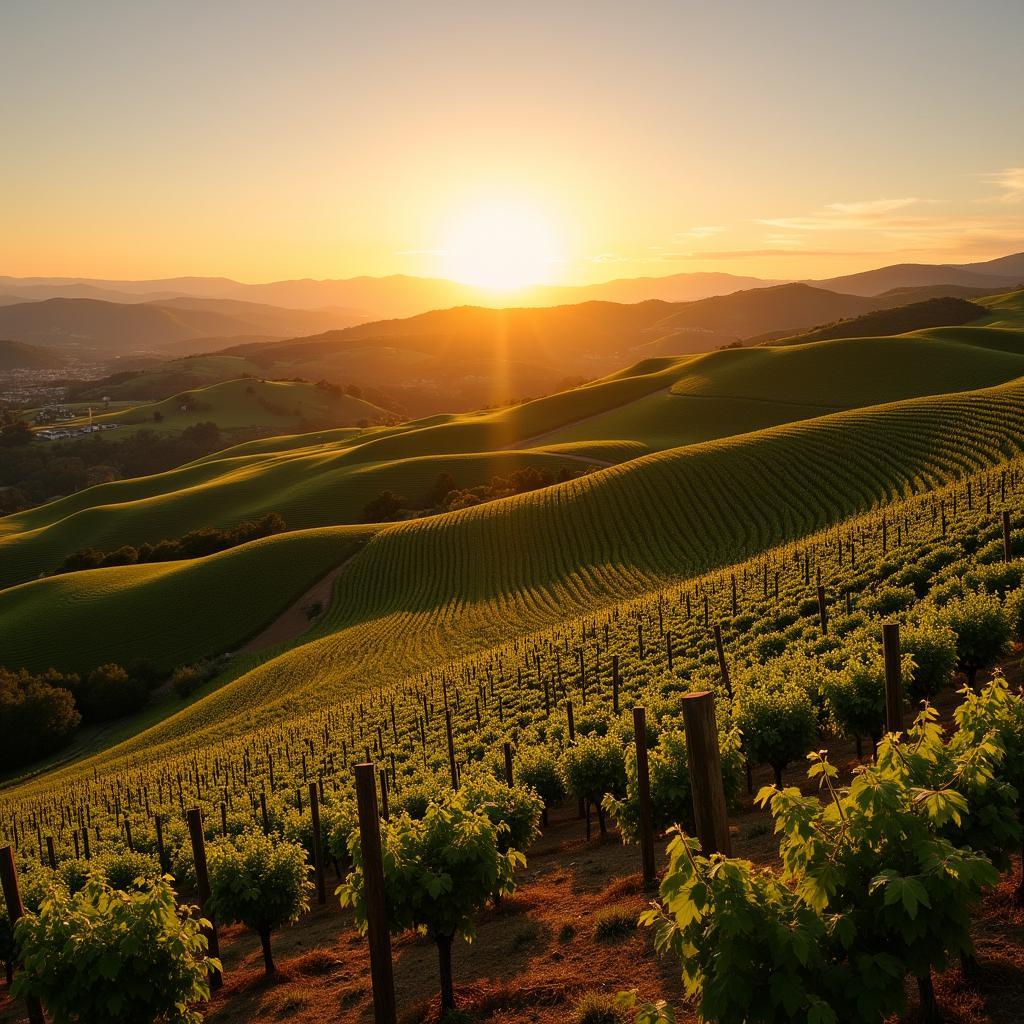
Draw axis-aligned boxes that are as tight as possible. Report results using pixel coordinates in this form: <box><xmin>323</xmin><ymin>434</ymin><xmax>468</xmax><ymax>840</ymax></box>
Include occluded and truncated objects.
<box><xmin>442</xmin><ymin>200</ymin><xmax>562</xmax><ymax>291</ymax></box>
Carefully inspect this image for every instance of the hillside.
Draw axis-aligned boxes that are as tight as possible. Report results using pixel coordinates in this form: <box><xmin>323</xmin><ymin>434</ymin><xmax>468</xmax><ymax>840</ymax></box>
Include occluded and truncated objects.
<box><xmin>0</xmin><ymin>296</ymin><xmax>366</xmax><ymax>357</ymax></box>
<box><xmin>4</xmin><ymin>291</ymin><xmax>1023</xmax><ymax>589</ymax></box>
<box><xmin>812</xmin><ymin>251</ymin><xmax>1024</xmax><ymax>296</ymax></box>
<box><xmin>760</xmin><ymin>296</ymin><xmax>988</xmax><ymax>346</ymax></box>
<box><xmin>0</xmin><ymin>337</ymin><xmax>69</xmax><ymax>370</ymax></box>
<box><xmin>49</xmin><ymin>378</ymin><xmax>392</xmax><ymax>437</ymax></box>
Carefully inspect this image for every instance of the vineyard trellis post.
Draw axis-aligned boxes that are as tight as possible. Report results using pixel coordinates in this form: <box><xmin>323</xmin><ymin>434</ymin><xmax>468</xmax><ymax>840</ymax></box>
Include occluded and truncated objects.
<box><xmin>612</xmin><ymin>654</ymin><xmax>620</xmax><ymax>715</ymax></box>
<box><xmin>1003</xmin><ymin>510</ymin><xmax>1013</xmax><ymax>563</ymax></box>
<box><xmin>883</xmin><ymin>623</ymin><xmax>903</xmax><ymax>735</ymax></box>
<box><xmin>816</xmin><ymin>584</ymin><xmax>828</xmax><ymax>635</ymax></box>
<box><xmin>681</xmin><ymin>691</ymin><xmax>732</xmax><ymax>856</ymax></box>
<box><xmin>632</xmin><ymin>707</ymin><xmax>656</xmax><ymax>890</ymax></box>
<box><xmin>309</xmin><ymin>782</ymin><xmax>326</xmax><ymax>905</ymax></box>
<box><xmin>354</xmin><ymin>763</ymin><xmax>397</xmax><ymax>1024</ymax></box>
<box><xmin>502</xmin><ymin>742</ymin><xmax>514</xmax><ymax>787</ymax></box>
<box><xmin>186</xmin><ymin>807</ymin><xmax>222</xmax><ymax>990</ymax></box>
<box><xmin>713</xmin><ymin>624</ymin><xmax>732</xmax><ymax>698</ymax></box>
<box><xmin>1</xmin><ymin>845</ymin><xmax>46</xmax><ymax>1024</ymax></box>
<box><xmin>445</xmin><ymin>709</ymin><xmax>458</xmax><ymax>791</ymax></box>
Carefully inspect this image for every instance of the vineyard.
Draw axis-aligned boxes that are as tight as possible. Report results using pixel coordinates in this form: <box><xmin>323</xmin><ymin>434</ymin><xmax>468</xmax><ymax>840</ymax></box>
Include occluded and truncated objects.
<box><xmin>3</xmin><ymin>442</ymin><xmax>1024</xmax><ymax>1020</ymax></box>
<box><xmin>3</xmin><ymin>298</ymin><xmax>1024</xmax><ymax>1021</ymax></box>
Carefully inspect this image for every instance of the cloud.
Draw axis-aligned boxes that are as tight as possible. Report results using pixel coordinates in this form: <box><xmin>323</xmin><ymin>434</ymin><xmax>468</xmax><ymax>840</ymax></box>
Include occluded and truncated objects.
<box><xmin>673</xmin><ymin>225</ymin><xmax>726</xmax><ymax>240</ymax></box>
<box><xmin>982</xmin><ymin>167</ymin><xmax>1024</xmax><ymax>204</ymax></box>
<box><xmin>824</xmin><ymin>197</ymin><xmax>925</xmax><ymax>216</ymax></box>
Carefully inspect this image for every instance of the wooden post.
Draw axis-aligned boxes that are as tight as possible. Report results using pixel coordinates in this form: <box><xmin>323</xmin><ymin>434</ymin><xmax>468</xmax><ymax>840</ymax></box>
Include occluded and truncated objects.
<box><xmin>0</xmin><ymin>846</ymin><xmax>46</xmax><ymax>1024</ymax></box>
<box><xmin>445</xmin><ymin>709</ymin><xmax>458</xmax><ymax>790</ymax></box>
<box><xmin>502</xmin><ymin>742</ymin><xmax>514</xmax><ymax>787</ymax></box>
<box><xmin>259</xmin><ymin>791</ymin><xmax>270</xmax><ymax>834</ymax></box>
<box><xmin>354</xmin><ymin>764</ymin><xmax>397</xmax><ymax>1024</ymax></box>
<box><xmin>186</xmin><ymin>808</ymin><xmax>222</xmax><ymax>990</ymax></box>
<box><xmin>308</xmin><ymin>782</ymin><xmax>326</xmax><ymax>905</ymax></box>
<box><xmin>612</xmin><ymin>655</ymin><xmax>620</xmax><ymax>715</ymax></box>
<box><xmin>379</xmin><ymin>768</ymin><xmax>390</xmax><ymax>821</ymax></box>
<box><xmin>566</xmin><ymin>699</ymin><xmax>576</xmax><ymax>743</ymax></box>
<box><xmin>713</xmin><ymin>624</ymin><xmax>732</xmax><ymax>698</ymax></box>
<box><xmin>816</xmin><ymin>584</ymin><xmax>828</xmax><ymax>635</ymax></box>
<box><xmin>155</xmin><ymin>814</ymin><xmax>168</xmax><ymax>873</ymax></box>
<box><xmin>882</xmin><ymin>623</ymin><xmax>903</xmax><ymax>735</ymax></box>
<box><xmin>632</xmin><ymin>708</ymin><xmax>656</xmax><ymax>890</ymax></box>
<box><xmin>1003</xmin><ymin>510</ymin><xmax>1012</xmax><ymax>563</ymax></box>
<box><xmin>681</xmin><ymin>692</ymin><xmax>732</xmax><ymax>856</ymax></box>
<box><xmin>45</xmin><ymin>836</ymin><xmax>56</xmax><ymax>870</ymax></box>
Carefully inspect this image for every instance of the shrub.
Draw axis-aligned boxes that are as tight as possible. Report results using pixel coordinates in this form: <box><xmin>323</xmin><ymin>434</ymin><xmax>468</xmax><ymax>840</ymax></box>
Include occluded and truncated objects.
<box><xmin>458</xmin><ymin>772</ymin><xmax>543</xmax><ymax>856</ymax></box>
<box><xmin>902</xmin><ymin>616</ymin><xmax>958</xmax><ymax>702</ymax></box>
<box><xmin>593</xmin><ymin>906</ymin><xmax>637</xmax><ymax>943</ymax></box>
<box><xmin>13</xmin><ymin>874</ymin><xmax>216</xmax><ymax>1024</ymax></box>
<box><xmin>1004</xmin><ymin>586</ymin><xmax>1024</xmax><ymax>643</ymax></box>
<box><xmin>734</xmin><ymin>683</ymin><xmax>817</xmax><ymax>787</ymax></box>
<box><xmin>74</xmin><ymin>663</ymin><xmax>149</xmax><ymax>722</ymax></box>
<box><xmin>573</xmin><ymin>990</ymin><xmax>628</xmax><ymax>1024</ymax></box>
<box><xmin>561</xmin><ymin>735</ymin><xmax>627</xmax><ymax>835</ymax></box>
<box><xmin>942</xmin><ymin>591</ymin><xmax>1013</xmax><ymax>685</ymax></box>
<box><xmin>99</xmin><ymin>849</ymin><xmax>162</xmax><ymax>891</ymax></box>
<box><xmin>0</xmin><ymin>668</ymin><xmax>81</xmax><ymax>770</ymax></box>
<box><xmin>206</xmin><ymin>833</ymin><xmax>311</xmax><ymax>975</ymax></box>
<box><xmin>339</xmin><ymin>797</ymin><xmax>522</xmax><ymax>1012</ymax></box>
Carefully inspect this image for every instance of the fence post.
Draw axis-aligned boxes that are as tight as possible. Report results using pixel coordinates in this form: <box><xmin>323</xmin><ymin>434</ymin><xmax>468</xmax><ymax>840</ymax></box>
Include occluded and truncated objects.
<box><xmin>502</xmin><ymin>742</ymin><xmax>514</xmax><ymax>787</ymax></box>
<box><xmin>186</xmin><ymin>808</ymin><xmax>222</xmax><ymax>990</ymax></box>
<box><xmin>444</xmin><ymin>709</ymin><xmax>459</xmax><ymax>790</ymax></box>
<box><xmin>1</xmin><ymin>846</ymin><xmax>46</xmax><ymax>1024</ymax></box>
<box><xmin>309</xmin><ymin>782</ymin><xmax>326</xmax><ymax>906</ymax></box>
<box><xmin>713</xmin><ymin>624</ymin><xmax>732</xmax><ymax>698</ymax></box>
<box><xmin>354</xmin><ymin>763</ymin><xmax>397</xmax><ymax>1024</ymax></box>
<box><xmin>632</xmin><ymin>708</ymin><xmax>656</xmax><ymax>890</ymax></box>
<box><xmin>681</xmin><ymin>691</ymin><xmax>732</xmax><ymax>856</ymax></box>
<box><xmin>1003</xmin><ymin>510</ymin><xmax>1013</xmax><ymax>563</ymax></box>
<box><xmin>883</xmin><ymin>622</ymin><xmax>903</xmax><ymax>735</ymax></box>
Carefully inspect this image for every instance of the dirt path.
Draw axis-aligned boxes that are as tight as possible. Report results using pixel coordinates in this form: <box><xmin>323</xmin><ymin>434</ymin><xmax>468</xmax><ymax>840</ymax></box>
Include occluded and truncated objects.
<box><xmin>237</xmin><ymin>557</ymin><xmax>356</xmax><ymax>654</ymax></box>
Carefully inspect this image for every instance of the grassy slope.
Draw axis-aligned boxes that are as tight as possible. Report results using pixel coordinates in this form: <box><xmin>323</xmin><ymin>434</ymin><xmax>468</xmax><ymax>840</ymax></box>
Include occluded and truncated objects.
<box><xmin>0</xmin><ymin>525</ymin><xmax>375</xmax><ymax>673</ymax></box>
<box><xmin>51</xmin><ymin>377</ymin><xmax>389</xmax><ymax>435</ymax></box>
<box><xmin>37</xmin><ymin>373</ymin><xmax>1024</xmax><ymax>774</ymax></box>
<box><xmin>4</xmin><ymin>296</ymin><xmax>1024</xmax><ymax>587</ymax></box>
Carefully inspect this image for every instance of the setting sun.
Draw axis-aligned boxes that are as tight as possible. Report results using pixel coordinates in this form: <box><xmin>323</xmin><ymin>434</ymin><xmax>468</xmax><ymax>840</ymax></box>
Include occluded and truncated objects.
<box><xmin>441</xmin><ymin>200</ymin><xmax>562</xmax><ymax>291</ymax></box>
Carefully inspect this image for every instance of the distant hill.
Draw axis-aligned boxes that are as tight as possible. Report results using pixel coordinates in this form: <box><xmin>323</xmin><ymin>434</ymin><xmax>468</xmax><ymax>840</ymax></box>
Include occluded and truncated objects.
<box><xmin>0</xmin><ymin>297</ymin><xmax>367</xmax><ymax>356</ymax></box>
<box><xmin>761</xmin><ymin>297</ymin><xmax>989</xmax><ymax>347</ymax></box>
<box><xmin>811</xmin><ymin>252</ymin><xmax>1024</xmax><ymax>296</ymax></box>
<box><xmin>3</xmin><ymin>250</ymin><xmax>1022</xmax><ymax>317</ymax></box>
<box><xmin>54</xmin><ymin>378</ymin><xmax>393</xmax><ymax>436</ymax></box>
<box><xmin>72</xmin><ymin>282</ymin><xmax>1015</xmax><ymax>416</ymax></box>
<box><xmin>0</xmin><ymin>338</ymin><xmax>70</xmax><ymax>370</ymax></box>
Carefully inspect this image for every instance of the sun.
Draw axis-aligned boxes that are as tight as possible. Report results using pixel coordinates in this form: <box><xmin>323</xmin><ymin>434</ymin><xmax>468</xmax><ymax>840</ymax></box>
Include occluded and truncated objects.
<box><xmin>442</xmin><ymin>199</ymin><xmax>561</xmax><ymax>291</ymax></box>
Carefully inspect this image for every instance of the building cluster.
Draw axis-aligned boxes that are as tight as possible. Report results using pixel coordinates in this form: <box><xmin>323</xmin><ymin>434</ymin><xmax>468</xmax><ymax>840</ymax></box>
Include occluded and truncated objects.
<box><xmin>36</xmin><ymin>423</ymin><xmax>119</xmax><ymax>441</ymax></box>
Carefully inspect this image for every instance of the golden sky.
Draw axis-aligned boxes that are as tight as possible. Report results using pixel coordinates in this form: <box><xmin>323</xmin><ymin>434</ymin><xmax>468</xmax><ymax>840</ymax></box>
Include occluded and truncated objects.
<box><xmin>2</xmin><ymin>1</ymin><xmax>1023</xmax><ymax>286</ymax></box>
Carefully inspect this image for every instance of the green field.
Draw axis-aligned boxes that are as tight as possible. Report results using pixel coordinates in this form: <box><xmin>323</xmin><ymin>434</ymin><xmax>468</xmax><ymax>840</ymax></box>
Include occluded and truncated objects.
<box><xmin>44</xmin><ymin>377</ymin><xmax>391</xmax><ymax>437</ymax></box>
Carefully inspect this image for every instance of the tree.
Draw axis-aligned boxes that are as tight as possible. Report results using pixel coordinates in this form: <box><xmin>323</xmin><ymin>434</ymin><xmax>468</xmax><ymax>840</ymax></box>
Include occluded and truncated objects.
<box><xmin>560</xmin><ymin>734</ymin><xmax>627</xmax><ymax>834</ymax></box>
<box><xmin>74</xmin><ymin>663</ymin><xmax>149</xmax><ymax>723</ymax></box>
<box><xmin>13</xmin><ymin>873</ymin><xmax>217</xmax><ymax>1024</ymax></box>
<box><xmin>0</xmin><ymin>669</ymin><xmax>81</xmax><ymax>770</ymax></box>
<box><xmin>360</xmin><ymin>489</ymin><xmax>407</xmax><ymax>523</ymax></box>
<box><xmin>0</xmin><ymin>414</ymin><xmax>32</xmax><ymax>447</ymax></box>
<box><xmin>206</xmin><ymin>832</ymin><xmax>311</xmax><ymax>975</ymax></box>
<box><xmin>734</xmin><ymin>683</ymin><xmax>817</xmax><ymax>786</ymax></box>
<box><xmin>942</xmin><ymin>591</ymin><xmax>1013</xmax><ymax>685</ymax></box>
<box><xmin>339</xmin><ymin>797</ymin><xmax>522</xmax><ymax>1012</ymax></box>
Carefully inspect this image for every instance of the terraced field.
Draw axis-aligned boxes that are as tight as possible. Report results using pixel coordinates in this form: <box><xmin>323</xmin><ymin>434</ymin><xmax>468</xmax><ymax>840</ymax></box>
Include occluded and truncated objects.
<box><xmin>3</xmin><ymin>292</ymin><xmax>1024</xmax><ymax>795</ymax></box>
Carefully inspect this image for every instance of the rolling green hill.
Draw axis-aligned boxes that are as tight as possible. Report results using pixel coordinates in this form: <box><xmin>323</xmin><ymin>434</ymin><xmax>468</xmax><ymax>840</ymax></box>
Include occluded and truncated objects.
<box><xmin>6</xmin><ymin>372</ymin><xmax>1024</xmax><ymax>777</ymax></box>
<box><xmin>2</xmin><ymin>292</ymin><xmax>1024</xmax><ymax>786</ymax></box>
<box><xmin>48</xmin><ymin>377</ymin><xmax>392</xmax><ymax>436</ymax></box>
<box><xmin>4</xmin><ymin>292</ymin><xmax>1024</xmax><ymax>589</ymax></box>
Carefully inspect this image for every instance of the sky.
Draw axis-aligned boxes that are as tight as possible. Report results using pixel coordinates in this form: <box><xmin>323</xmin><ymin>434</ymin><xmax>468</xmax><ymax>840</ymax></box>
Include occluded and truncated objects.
<box><xmin>2</xmin><ymin>0</ymin><xmax>1024</xmax><ymax>287</ymax></box>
